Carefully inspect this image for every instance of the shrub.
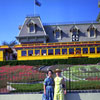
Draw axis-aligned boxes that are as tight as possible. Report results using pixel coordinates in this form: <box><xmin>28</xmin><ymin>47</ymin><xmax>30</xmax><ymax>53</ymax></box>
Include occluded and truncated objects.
<box><xmin>0</xmin><ymin>58</ymin><xmax>100</xmax><ymax>67</ymax></box>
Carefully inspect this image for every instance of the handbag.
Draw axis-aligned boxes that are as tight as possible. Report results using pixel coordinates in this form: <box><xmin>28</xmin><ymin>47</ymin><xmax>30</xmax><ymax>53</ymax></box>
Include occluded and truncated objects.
<box><xmin>42</xmin><ymin>94</ymin><xmax>47</xmax><ymax>100</ymax></box>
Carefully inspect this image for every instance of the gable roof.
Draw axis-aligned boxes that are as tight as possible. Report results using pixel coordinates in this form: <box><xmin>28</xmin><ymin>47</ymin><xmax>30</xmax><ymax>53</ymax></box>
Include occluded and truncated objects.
<box><xmin>54</xmin><ymin>26</ymin><xmax>62</xmax><ymax>31</ymax></box>
<box><xmin>70</xmin><ymin>25</ymin><xmax>80</xmax><ymax>32</ymax></box>
<box><xmin>26</xmin><ymin>19</ymin><xmax>36</xmax><ymax>26</ymax></box>
<box><xmin>87</xmin><ymin>24</ymin><xmax>97</xmax><ymax>31</ymax></box>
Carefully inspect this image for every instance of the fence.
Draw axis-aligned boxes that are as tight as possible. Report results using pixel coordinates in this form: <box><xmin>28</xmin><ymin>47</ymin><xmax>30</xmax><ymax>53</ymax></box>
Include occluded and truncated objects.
<box><xmin>0</xmin><ymin>65</ymin><xmax>46</xmax><ymax>93</ymax></box>
<box><xmin>62</xmin><ymin>65</ymin><xmax>100</xmax><ymax>92</ymax></box>
<box><xmin>0</xmin><ymin>65</ymin><xmax>100</xmax><ymax>94</ymax></box>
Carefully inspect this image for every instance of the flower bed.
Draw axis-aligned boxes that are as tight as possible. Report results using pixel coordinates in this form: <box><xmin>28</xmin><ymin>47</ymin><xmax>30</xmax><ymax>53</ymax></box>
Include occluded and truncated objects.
<box><xmin>0</xmin><ymin>65</ymin><xmax>46</xmax><ymax>84</ymax></box>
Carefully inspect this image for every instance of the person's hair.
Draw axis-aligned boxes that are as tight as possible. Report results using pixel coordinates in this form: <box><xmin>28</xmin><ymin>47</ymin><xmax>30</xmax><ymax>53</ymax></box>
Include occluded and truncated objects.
<box><xmin>47</xmin><ymin>70</ymin><xmax>53</xmax><ymax>75</ymax></box>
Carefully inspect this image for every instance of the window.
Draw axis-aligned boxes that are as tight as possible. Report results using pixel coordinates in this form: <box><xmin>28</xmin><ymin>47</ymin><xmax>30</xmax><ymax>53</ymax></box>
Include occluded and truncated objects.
<box><xmin>70</xmin><ymin>25</ymin><xmax>79</xmax><ymax>41</ymax></box>
<box><xmin>42</xmin><ymin>50</ymin><xmax>47</xmax><ymax>56</ymax></box>
<box><xmin>48</xmin><ymin>49</ymin><xmax>53</xmax><ymax>55</ymax></box>
<box><xmin>72</xmin><ymin>34</ymin><xmax>79</xmax><ymax>41</ymax></box>
<box><xmin>87</xmin><ymin>24</ymin><xmax>97</xmax><ymax>38</ymax></box>
<box><xmin>90</xmin><ymin>29</ymin><xmax>95</xmax><ymax>37</ymax></box>
<box><xmin>28</xmin><ymin>50</ymin><xmax>33</xmax><ymax>56</ymax></box>
<box><xmin>76</xmin><ymin>48</ymin><xmax>81</xmax><ymax>54</ymax></box>
<box><xmin>56</xmin><ymin>31</ymin><xmax>60</xmax><ymax>38</ymax></box>
<box><xmin>29</xmin><ymin>24</ymin><xmax>35</xmax><ymax>32</ymax></box>
<box><xmin>35</xmin><ymin>50</ymin><xmax>40</xmax><ymax>56</ymax></box>
<box><xmin>97</xmin><ymin>47</ymin><xmax>100</xmax><ymax>53</ymax></box>
<box><xmin>54</xmin><ymin>26</ymin><xmax>62</xmax><ymax>39</ymax></box>
<box><xmin>55</xmin><ymin>49</ymin><xmax>60</xmax><ymax>55</ymax></box>
<box><xmin>27</xmin><ymin>20</ymin><xmax>35</xmax><ymax>33</ymax></box>
<box><xmin>73</xmin><ymin>30</ymin><xmax>78</xmax><ymax>35</ymax></box>
<box><xmin>69</xmin><ymin>48</ymin><xmax>74</xmax><ymax>54</ymax></box>
<box><xmin>90</xmin><ymin>48</ymin><xmax>95</xmax><ymax>53</ymax></box>
<box><xmin>22</xmin><ymin>51</ymin><xmax>27</xmax><ymax>56</ymax></box>
<box><xmin>62</xmin><ymin>49</ymin><xmax>67</xmax><ymax>55</ymax></box>
<box><xmin>83</xmin><ymin>48</ymin><xmax>88</xmax><ymax>54</ymax></box>
<box><xmin>54</xmin><ymin>31</ymin><xmax>61</xmax><ymax>39</ymax></box>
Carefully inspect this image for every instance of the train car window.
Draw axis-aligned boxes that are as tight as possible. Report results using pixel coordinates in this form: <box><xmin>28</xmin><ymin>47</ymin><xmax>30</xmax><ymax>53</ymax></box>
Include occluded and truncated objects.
<box><xmin>62</xmin><ymin>49</ymin><xmax>67</xmax><ymax>55</ymax></box>
<box><xmin>83</xmin><ymin>48</ymin><xmax>88</xmax><ymax>54</ymax></box>
<box><xmin>28</xmin><ymin>50</ymin><xmax>33</xmax><ymax>56</ymax></box>
<box><xmin>35</xmin><ymin>50</ymin><xmax>40</xmax><ymax>56</ymax></box>
<box><xmin>90</xmin><ymin>48</ymin><xmax>95</xmax><ymax>53</ymax></box>
<box><xmin>22</xmin><ymin>51</ymin><xmax>27</xmax><ymax>56</ymax></box>
<box><xmin>55</xmin><ymin>49</ymin><xmax>60</xmax><ymax>55</ymax></box>
<box><xmin>48</xmin><ymin>49</ymin><xmax>53</xmax><ymax>55</ymax></box>
<box><xmin>42</xmin><ymin>50</ymin><xmax>47</xmax><ymax>56</ymax></box>
<box><xmin>97</xmin><ymin>47</ymin><xmax>100</xmax><ymax>53</ymax></box>
<box><xmin>76</xmin><ymin>48</ymin><xmax>81</xmax><ymax>54</ymax></box>
<box><xmin>69</xmin><ymin>48</ymin><xmax>74</xmax><ymax>54</ymax></box>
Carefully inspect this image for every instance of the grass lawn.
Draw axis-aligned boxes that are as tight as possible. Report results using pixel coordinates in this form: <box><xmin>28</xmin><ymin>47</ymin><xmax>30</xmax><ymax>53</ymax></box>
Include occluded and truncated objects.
<box><xmin>10</xmin><ymin>80</ymin><xmax>100</xmax><ymax>93</ymax></box>
<box><xmin>1</xmin><ymin>64</ymin><xmax>100</xmax><ymax>93</ymax></box>
<box><xmin>11</xmin><ymin>83</ymin><xmax>43</xmax><ymax>92</ymax></box>
<box><xmin>66</xmin><ymin>81</ymin><xmax>100</xmax><ymax>90</ymax></box>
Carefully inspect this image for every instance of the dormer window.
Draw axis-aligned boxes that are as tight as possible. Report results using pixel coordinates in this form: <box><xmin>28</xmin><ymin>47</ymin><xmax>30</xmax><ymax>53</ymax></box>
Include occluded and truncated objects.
<box><xmin>70</xmin><ymin>25</ymin><xmax>80</xmax><ymax>41</ymax></box>
<box><xmin>54</xmin><ymin>26</ymin><xmax>62</xmax><ymax>39</ymax></box>
<box><xmin>87</xmin><ymin>24</ymin><xmax>97</xmax><ymax>38</ymax></box>
<box><xmin>29</xmin><ymin>24</ymin><xmax>35</xmax><ymax>32</ymax></box>
<box><xmin>90</xmin><ymin>29</ymin><xmax>95</xmax><ymax>37</ymax></box>
<box><xmin>27</xmin><ymin>20</ymin><xmax>36</xmax><ymax>33</ymax></box>
<box><xmin>55</xmin><ymin>31</ymin><xmax>60</xmax><ymax>38</ymax></box>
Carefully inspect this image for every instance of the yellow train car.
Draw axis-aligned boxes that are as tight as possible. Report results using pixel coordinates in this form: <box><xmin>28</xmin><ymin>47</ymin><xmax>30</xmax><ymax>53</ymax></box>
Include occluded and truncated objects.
<box><xmin>14</xmin><ymin>41</ymin><xmax>100</xmax><ymax>61</ymax></box>
<box><xmin>0</xmin><ymin>45</ymin><xmax>9</xmax><ymax>61</ymax></box>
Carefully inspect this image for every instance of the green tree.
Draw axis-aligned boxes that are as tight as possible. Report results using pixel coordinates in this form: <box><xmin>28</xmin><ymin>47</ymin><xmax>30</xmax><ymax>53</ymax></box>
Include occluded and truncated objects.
<box><xmin>2</xmin><ymin>40</ymin><xmax>18</xmax><ymax>47</ymax></box>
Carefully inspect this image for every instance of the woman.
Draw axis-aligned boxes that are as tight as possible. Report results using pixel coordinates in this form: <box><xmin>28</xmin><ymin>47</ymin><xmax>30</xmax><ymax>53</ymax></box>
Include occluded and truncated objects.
<box><xmin>42</xmin><ymin>70</ymin><xmax>54</xmax><ymax>100</ymax></box>
<box><xmin>54</xmin><ymin>69</ymin><xmax>66</xmax><ymax>100</ymax></box>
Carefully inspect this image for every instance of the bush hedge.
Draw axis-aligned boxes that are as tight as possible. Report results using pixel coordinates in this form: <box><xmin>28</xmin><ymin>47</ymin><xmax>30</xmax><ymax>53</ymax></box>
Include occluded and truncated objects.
<box><xmin>0</xmin><ymin>57</ymin><xmax>100</xmax><ymax>67</ymax></box>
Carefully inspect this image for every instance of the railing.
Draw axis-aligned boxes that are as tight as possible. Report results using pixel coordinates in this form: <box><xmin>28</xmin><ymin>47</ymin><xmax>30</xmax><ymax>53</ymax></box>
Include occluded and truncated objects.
<box><xmin>14</xmin><ymin>41</ymin><xmax>100</xmax><ymax>48</ymax></box>
<box><xmin>0</xmin><ymin>65</ymin><xmax>46</xmax><ymax>94</ymax></box>
<box><xmin>0</xmin><ymin>65</ymin><xmax>100</xmax><ymax>94</ymax></box>
<box><xmin>43</xmin><ymin>20</ymin><xmax>99</xmax><ymax>26</ymax></box>
<box><xmin>26</xmin><ymin>14</ymin><xmax>40</xmax><ymax>18</ymax></box>
<box><xmin>62</xmin><ymin>65</ymin><xmax>100</xmax><ymax>92</ymax></box>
